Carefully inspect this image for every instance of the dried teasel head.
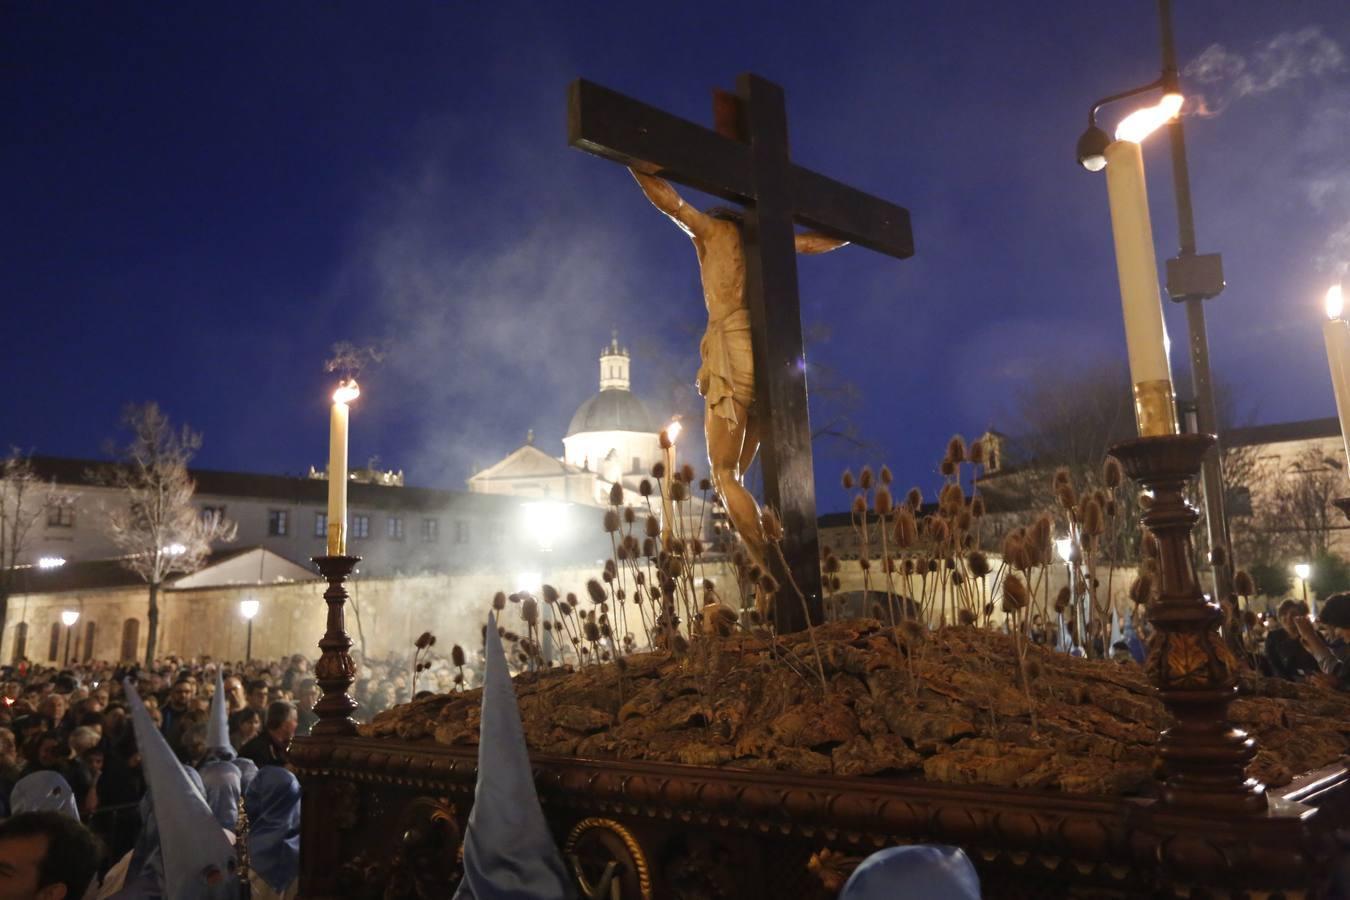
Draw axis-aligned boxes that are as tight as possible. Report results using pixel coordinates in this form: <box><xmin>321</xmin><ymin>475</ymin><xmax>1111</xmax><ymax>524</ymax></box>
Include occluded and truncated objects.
<box><xmin>946</xmin><ymin>435</ymin><xmax>966</xmax><ymax>464</ymax></box>
<box><xmin>623</xmin><ymin>506</ymin><xmax>637</xmax><ymax>525</ymax></box>
<box><xmin>939</xmin><ymin>458</ymin><xmax>957</xmax><ymax>477</ymax></box>
<box><xmin>956</xmin><ymin>509</ymin><xmax>973</xmax><ymax>532</ymax></box>
<box><xmin>970</xmin><ymin>495</ymin><xmax>986</xmax><ymax>518</ymax></box>
<box><xmin>874</xmin><ymin>486</ymin><xmax>893</xmax><ymax>516</ymax></box>
<box><xmin>957</xmin><ymin>608</ymin><xmax>977</xmax><ymax>626</ymax></box>
<box><xmin>967</xmin><ymin>551</ymin><xmax>991</xmax><ymax>578</ymax></box>
<box><xmin>451</xmin><ymin>644</ymin><xmax>465</xmax><ymax>667</ymax></box>
<box><xmin>603</xmin><ymin>509</ymin><xmax>621</xmax><ymax>533</ymax></box>
<box><xmin>1053</xmin><ymin>467</ymin><xmax>1071</xmax><ymax>488</ymax></box>
<box><xmin>679</xmin><ymin>463</ymin><xmax>695</xmax><ymax>484</ymax></box>
<box><xmin>1002</xmin><ymin>573</ymin><xmax>1030</xmax><ymax>610</ymax></box>
<box><xmin>758</xmin><ymin>572</ymin><xmax>779</xmax><ymax>596</ymax></box>
<box><xmin>1129</xmin><ymin>573</ymin><xmax>1154</xmax><ymax>605</ymax></box>
<box><xmin>968</xmin><ymin>439</ymin><xmax>985</xmax><ymax>465</ymax></box>
<box><xmin>699</xmin><ymin>477</ymin><xmax>712</xmax><ymax>492</ymax></box>
<box><xmin>823</xmin><ymin>554</ymin><xmax>841</xmax><ymax>574</ymax></box>
<box><xmin>1210</xmin><ymin>545</ymin><xmax>1229</xmax><ymax>568</ymax></box>
<box><xmin>879</xmin><ymin>464</ymin><xmax>893</xmax><ymax>485</ymax></box>
<box><xmin>651</xmin><ymin>460</ymin><xmax>667</xmax><ymax>479</ymax></box>
<box><xmin>586</xmin><ymin>579</ymin><xmax>607</xmax><ymax>604</ymax></box>
<box><xmin>1054</xmin><ymin>586</ymin><xmax>1070</xmax><ymax>613</ymax></box>
<box><xmin>583</xmin><ymin>620</ymin><xmax>601</xmax><ymax>642</ymax></box>
<box><xmin>522</xmin><ymin>596</ymin><xmax>539</xmax><ymax>626</ymax></box>
<box><xmin>1056</xmin><ymin>481</ymin><xmax>1077</xmax><ymax>511</ymax></box>
<box><xmin>1081</xmin><ymin>498</ymin><xmax>1104</xmax><ymax>537</ymax></box>
<box><xmin>950</xmin><ymin>570</ymin><xmax>965</xmax><ymax>586</ymax></box>
<box><xmin>761</xmin><ymin>508</ymin><xmax>784</xmax><ymax>542</ymax></box>
<box><xmin>542</xmin><ymin>584</ymin><xmax>559</xmax><ymax>604</ymax></box>
<box><xmin>859</xmin><ymin>466</ymin><xmax>874</xmax><ymax>490</ymax></box>
<box><xmin>609</xmin><ymin>482</ymin><xmax>624</xmax><ymax>506</ymax></box>
<box><xmin>1234</xmin><ymin>568</ymin><xmax>1255</xmax><ymax>597</ymax></box>
<box><xmin>851</xmin><ymin>494</ymin><xmax>867</xmax><ymax>517</ymax></box>
<box><xmin>1002</xmin><ymin>530</ymin><xmax>1027</xmax><ymax>571</ymax></box>
<box><xmin>894</xmin><ymin>508</ymin><xmax>919</xmax><ymax>548</ymax></box>
<box><xmin>639</xmin><ymin>479</ymin><xmax>653</xmax><ymax>498</ymax></box>
<box><xmin>1102</xmin><ymin>456</ymin><xmax>1124</xmax><ymax>489</ymax></box>
<box><xmin>493</xmin><ymin>591</ymin><xmax>507</xmax><ymax>611</ymax></box>
<box><xmin>842</xmin><ymin>469</ymin><xmax>855</xmax><ymax>490</ymax></box>
<box><xmin>645</xmin><ymin>516</ymin><xmax>661</xmax><ymax>538</ymax></box>
<box><xmin>906</xmin><ymin>487</ymin><xmax>923</xmax><ymax>511</ymax></box>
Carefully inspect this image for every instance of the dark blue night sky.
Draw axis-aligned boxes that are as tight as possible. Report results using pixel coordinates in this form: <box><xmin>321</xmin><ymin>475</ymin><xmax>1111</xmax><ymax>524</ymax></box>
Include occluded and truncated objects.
<box><xmin>3</xmin><ymin>2</ymin><xmax>1347</xmax><ymax>513</ymax></box>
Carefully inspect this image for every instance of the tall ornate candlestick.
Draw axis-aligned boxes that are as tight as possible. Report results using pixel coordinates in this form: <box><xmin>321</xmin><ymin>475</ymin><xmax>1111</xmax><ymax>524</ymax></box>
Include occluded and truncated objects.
<box><xmin>311</xmin><ymin>554</ymin><xmax>360</xmax><ymax>736</ymax></box>
<box><xmin>1110</xmin><ymin>434</ymin><xmax>1266</xmax><ymax>814</ymax></box>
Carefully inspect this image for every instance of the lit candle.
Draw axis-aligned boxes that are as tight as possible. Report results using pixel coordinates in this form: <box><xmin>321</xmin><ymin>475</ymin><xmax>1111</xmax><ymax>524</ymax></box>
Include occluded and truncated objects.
<box><xmin>328</xmin><ymin>379</ymin><xmax>360</xmax><ymax>555</ymax></box>
<box><xmin>660</xmin><ymin>420</ymin><xmax>682</xmax><ymax>546</ymax></box>
<box><xmin>1103</xmin><ymin>94</ymin><xmax>1183</xmax><ymax>438</ymax></box>
<box><xmin>1321</xmin><ymin>285</ymin><xmax>1350</xmax><ymax>474</ymax></box>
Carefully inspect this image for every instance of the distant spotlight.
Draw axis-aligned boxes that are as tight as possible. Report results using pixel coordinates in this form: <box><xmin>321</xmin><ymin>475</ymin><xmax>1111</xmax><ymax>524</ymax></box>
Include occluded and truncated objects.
<box><xmin>37</xmin><ymin>556</ymin><xmax>66</xmax><ymax>570</ymax></box>
<box><xmin>164</xmin><ymin>543</ymin><xmax>187</xmax><ymax>556</ymax></box>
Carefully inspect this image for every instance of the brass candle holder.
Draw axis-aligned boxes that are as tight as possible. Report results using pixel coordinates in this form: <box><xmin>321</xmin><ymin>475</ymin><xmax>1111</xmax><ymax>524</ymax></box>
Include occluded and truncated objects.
<box><xmin>311</xmin><ymin>555</ymin><xmax>361</xmax><ymax>736</ymax></box>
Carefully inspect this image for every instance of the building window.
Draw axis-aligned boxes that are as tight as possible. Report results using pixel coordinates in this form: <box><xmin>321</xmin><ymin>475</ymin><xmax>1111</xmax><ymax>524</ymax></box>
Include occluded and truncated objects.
<box><xmin>352</xmin><ymin>515</ymin><xmax>370</xmax><ymax>539</ymax></box>
<box><xmin>48</xmin><ymin>623</ymin><xmax>60</xmax><ymax>662</ymax></box>
<box><xmin>202</xmin><ymin>505</ymin><xmax>226</xmax><ymax>525</ymax></box>
<box><xmin>12</xmin><ymin>623</ymin><xmax>27</xmax><ymax>664</ymax></box>
<box><xmin>455</xmin><ymin>520</ymin><xmax>470</xmax><ymax>545</ymax></box>
<box><xmin>120</xmin><ymin>618</ymin><xmax>140</xmax><ymax>662</ymax></box>
<box><xmin>47</xmin><ymin>501</ymin><xmax>75</xmax><ymax>528</ymax></box>
<box><xmin>83</xmin><ymin>620</ymin><xmax>96</xmax><ymax>662</ymax></box>
<box><xmin>267</xmin><ymin>510</ymin><xmax>289</xmax><ymax>536</ymax></box>
<box><xmin>387</xmin><ymin>516</ymin><xmax>404</xmax><ymax>540</ymax></box>
<box><xmin>423</xmin><ymin>518</ymin><xmax>439</xmax><ymax>542</ymax></box>
<box><xmin>314</xmin><ymin>512</ymin><xmax>328</xmax><ymax>538</ymax></box>
<box><xmin>632</xmin><ymin>456</ymin><xmax>641</xmax><ymax>473</ymax></box>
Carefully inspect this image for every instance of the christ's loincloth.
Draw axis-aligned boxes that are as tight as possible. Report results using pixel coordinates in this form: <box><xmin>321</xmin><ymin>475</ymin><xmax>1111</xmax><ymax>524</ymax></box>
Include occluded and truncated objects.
<box><xmin>697</xmin><ymin>307</ymin><xmax>754</xmax><ymax>427</ymax></box>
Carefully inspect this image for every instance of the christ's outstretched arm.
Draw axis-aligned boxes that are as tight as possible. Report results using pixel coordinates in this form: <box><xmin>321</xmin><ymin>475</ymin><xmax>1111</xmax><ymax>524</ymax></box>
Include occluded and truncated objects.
<box><xmin>629</xmin><ymin>168</ymin><xmax>714</xmax><ymax>240</ymax></box>
<box><xmin>794</xmin><ymin>231</ymin><xmax>849</xmax><ymax>255</ymax></box>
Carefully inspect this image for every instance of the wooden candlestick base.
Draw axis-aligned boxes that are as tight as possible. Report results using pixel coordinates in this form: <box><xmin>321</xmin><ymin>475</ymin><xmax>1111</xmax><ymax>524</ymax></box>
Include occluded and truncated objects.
<box><xmin>311</xmin><ymin>555</ymin><xmax>361</xmax><ymax>737</ymax></box>
<box><xmin>1109</xmin><ymin>434</ymin><xmax>1267</xmax><ymax>815</ymax></box>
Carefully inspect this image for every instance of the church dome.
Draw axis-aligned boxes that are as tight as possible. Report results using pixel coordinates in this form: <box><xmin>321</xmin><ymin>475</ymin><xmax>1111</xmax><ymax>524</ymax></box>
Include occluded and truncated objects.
<box><xmin>566</xmin><ymin>389</ymin><xmax>657</xmax><ymax>437</ymax></box>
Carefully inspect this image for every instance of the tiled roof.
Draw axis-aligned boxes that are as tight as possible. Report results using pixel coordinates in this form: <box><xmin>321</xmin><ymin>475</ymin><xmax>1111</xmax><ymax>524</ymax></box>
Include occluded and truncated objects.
<box><xmin>1224</xmin><ymin>417</ymin><xmax>1341</xmax><ymax>448</ymax></box>
<box><xmin>5</xmin><ymin>546</ymin><xmax>262</xmax><ymax>595</ymax></box>
<box><xmin>26</xmin><ymin>455</ymin><xmax>511</xmax><ymax>513</ymax></box>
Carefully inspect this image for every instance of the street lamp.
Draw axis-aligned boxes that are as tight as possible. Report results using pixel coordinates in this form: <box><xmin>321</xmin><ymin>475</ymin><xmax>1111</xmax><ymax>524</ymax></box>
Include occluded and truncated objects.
<box><xmin>239</xmin><ymin>599</ymin><xmax>260</xmax><ymax>661</ymax></box>
<box><xmin>1076</xmin><ymin>0</ymin><xmax>1233</xmax><ymax>603</ymax></box>
<box><xmin>1293</xmin><ymin>563</ymin><xmax>1313</xmax><ymax>614</ymax></box>
<box><xmin>522</xmin><ymin>501</ymin><xmax>568</xmax><ymax>664</ymax></box>
<box><xmin>60</xmin><ymin>610</ymin><xmax>79</xmax><ymax>666</ymax></box>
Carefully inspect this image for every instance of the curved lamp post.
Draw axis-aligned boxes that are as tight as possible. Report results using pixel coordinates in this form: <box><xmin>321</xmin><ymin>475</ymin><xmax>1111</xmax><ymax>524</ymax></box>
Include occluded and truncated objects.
<box><xmin>60</xmin><ymin>609</ymin><xmax>80</xmax><ymax>666</ymax></box>
<box><xmin>240</xmin><ymin>599</ymin><xmax>260</xmax><ymax>662</ymax></box>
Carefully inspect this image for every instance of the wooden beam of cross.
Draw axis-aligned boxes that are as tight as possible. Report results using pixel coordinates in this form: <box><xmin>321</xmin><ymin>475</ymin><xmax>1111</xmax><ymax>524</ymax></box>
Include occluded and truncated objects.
<box><xmin>568</xmin><ymin>73</ymin><xmax>914</xmax><ymax>632</ymax></box>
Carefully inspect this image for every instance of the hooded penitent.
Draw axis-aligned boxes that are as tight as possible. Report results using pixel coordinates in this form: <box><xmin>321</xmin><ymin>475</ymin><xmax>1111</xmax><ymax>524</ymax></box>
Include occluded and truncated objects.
<box><xmin>200</xmin><ymin>761</ymin><xmax>243</xmax><ymax>833</ymax></box>
<box><xmin>453</xmin><ymin>612</ymin><xmax>574</xmax><ymax>900</ymax></box>
<box><xmin>203</xmin><ymin>667</ymin><xmax>236</xmax><ymax>764</ymax></box>
<box><xmin>10</xmin><ymin>771</ymin><xmax>79</xmax><ymax>820</ymax></box>
<box><xmin>244</xmin><ymin>766</ymin><xmax>301</xmax><ymax>895</ymax></box>
<box><xmin>124</xmin><ymin>678</ymin><xmax>239</xmax><ymax>900</ymax></box>
<box><xmin>838</xmin><ymin>845</ymin><xmax>981</xmax><ymax>900</ymax></box>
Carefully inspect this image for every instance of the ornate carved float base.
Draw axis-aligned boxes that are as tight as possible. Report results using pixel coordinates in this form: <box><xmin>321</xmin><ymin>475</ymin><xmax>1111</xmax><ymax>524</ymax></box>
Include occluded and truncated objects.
<box><xmin>293</xmin><ymin>736</ymin><xmax>1349</xmax><ymax>899</ymax></box>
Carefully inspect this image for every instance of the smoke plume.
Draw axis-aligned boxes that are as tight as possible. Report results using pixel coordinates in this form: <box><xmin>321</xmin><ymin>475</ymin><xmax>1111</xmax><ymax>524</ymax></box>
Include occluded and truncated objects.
<box><xmin>1184</xmin><ymin>26</ymin><xmax>1344</xmax><ymax>116</ymax></box>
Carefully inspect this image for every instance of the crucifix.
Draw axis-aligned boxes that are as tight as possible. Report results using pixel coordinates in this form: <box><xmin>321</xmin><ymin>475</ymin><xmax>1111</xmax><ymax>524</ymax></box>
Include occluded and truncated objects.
<box><xmin>569</xmin><ymin>73</ymin><xmax>914</xmax><ymax>632</ymax></box>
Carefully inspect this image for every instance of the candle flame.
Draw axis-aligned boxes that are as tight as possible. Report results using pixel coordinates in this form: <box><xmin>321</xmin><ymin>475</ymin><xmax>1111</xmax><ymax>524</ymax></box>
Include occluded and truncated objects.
<box><xmin>333</xmin><ymin>378</ymin><xmax>361</xmax><ymax>405</ymax></box>
<box><xmin>1327</xmin><ymin>284</ymin><xmax>1344</xmax><ymax>320</ymax></box>
<box><xmin>1115</xmin><ymin>93</ymin><xmax>1184</xmax><ymax>144</ymax></box>
<box><xmin>666</xmin><ymin>420</ymin><xmax>682</xmax><ymax>443</ymax></box>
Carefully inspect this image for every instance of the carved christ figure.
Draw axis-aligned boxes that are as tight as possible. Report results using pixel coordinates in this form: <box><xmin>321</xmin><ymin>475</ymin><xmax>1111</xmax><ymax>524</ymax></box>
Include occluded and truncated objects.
<box><xmin>630</xmin><ymin>168</ymin><xmax>847</xmax><ymax>595</ymax></box>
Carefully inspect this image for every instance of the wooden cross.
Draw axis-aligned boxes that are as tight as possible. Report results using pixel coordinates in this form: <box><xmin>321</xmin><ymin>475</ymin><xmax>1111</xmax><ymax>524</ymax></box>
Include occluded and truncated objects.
<box><xmin>569</xmin><ymin>73</ymin><xmax>914</xmax><ymax>632</ymax></box>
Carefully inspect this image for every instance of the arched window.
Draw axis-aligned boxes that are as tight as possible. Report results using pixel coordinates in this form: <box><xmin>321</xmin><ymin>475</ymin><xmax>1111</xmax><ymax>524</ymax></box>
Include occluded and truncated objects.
<box><xmin>12</xmin><ymin>623</ymin><xmax>28</xmax><ymax>664</ymax></box>
<box><xmin>120</xmin><ymin>619</ymin><xmax>140</xmax><ymax>663</ymax></box>
<box><xmin>83</xmin><ymin>620</ymin><xmax>97</xmax><ymax>662</ymax></box>
<box><xmin>48</xmin><ymin>623</ymin><xmax>60</xmax><ymax>662</ymax></box>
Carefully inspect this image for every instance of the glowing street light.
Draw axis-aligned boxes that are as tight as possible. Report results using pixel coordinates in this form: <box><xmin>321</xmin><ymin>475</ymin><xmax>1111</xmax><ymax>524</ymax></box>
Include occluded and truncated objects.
<box><xmin>660</xmin><ymin>419</ymin><xmax>683</xmax><ymax>545</ymax></box>
<box><xmin>163</xmin><ymin>543</ymin><xmax>187</xmax><ymax>557</ymax></box>
<box><xmin>60</xmin><ymin>610</ymin><xmax>80</xmax><ymax>666</ymax></box>
<box><xmin>522</xmin><ymin>501</ymin><xmax>568</xmax><ymax>554</ymax></box>
<box><xmin>37</xmin><ymin>556</ymin><xmax>66</xmax><ymax>570</ymax></box>
<box><xmin>1321</xmin><ymin>285</ymin><xmax>1350</xmax><ymax>474</ymax></box>
<box><xmin>240</xmin><ymin>599</ymin><xmax>260</xmax><ymax>661</ymax></box>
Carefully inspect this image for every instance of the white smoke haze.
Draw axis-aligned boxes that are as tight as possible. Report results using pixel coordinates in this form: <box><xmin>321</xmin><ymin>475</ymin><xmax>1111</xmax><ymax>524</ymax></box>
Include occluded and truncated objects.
<box><xmin>1184</xmin><ymin>25</ymin><xmax>1345</xmax><ymax>116</ymax></box>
